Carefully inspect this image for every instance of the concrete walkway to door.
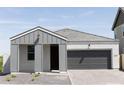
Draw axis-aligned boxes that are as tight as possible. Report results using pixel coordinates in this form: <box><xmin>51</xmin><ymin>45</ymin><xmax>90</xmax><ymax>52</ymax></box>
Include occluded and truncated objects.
<box><xmin>68</xmin><ymin>70</ymin><xmax>124</xmax><ymax>85</ymax></box>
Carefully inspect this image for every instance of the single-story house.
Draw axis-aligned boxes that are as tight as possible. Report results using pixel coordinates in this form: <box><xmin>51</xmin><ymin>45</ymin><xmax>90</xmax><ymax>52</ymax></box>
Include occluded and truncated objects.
<box><xmin>10</xmin><ymin>26</ymin><xmax>119</xmax><ymax>73</ymax></box>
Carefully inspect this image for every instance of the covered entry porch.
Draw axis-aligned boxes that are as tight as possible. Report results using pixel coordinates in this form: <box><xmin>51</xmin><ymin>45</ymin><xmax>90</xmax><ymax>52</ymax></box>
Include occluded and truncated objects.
<box><xmin>10</xmin><ymin>27</ymin><xmax>67</xmax><ymax>73</ymax></box>
<box><xmin>17</xmin><ymin>44</ymin><xmax>66</xmax><ymax>73</ymax></box>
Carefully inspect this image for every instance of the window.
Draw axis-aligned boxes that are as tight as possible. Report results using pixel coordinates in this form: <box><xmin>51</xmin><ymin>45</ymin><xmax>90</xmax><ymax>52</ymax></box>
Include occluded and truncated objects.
<box><xmin>123</xmin><ymin>32</ymin><xmax>124</xmax><ymax>37</ymax></box>
<box><xmin>115</xmin><ymin>34</ymin><xmax>117</xmax><ymax>39</ymax></box>
<box><xmin>27</xmin><ymin>45</ymin><xmax>35</xmax><ymax>60</ymax></box>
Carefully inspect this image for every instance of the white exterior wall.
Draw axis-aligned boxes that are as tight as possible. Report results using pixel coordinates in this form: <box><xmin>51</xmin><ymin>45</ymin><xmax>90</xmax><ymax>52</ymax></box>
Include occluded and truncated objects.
<box><xmin>67</xmin><ymin>43</ymin><xmax>119</xmax><ymax>69</ymax></box>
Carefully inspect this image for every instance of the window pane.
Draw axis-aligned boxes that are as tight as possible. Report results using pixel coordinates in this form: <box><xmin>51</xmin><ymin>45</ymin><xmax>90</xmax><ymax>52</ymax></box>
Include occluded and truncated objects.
<box><xmin>28</xmin><ymin>45</ymin><xmax>34</xmax><ymax>53</ymax></box>
<box><xmin>27</xmin><ymin>45</ymin><xmax>35</xmax><ymax>60</ymax></box>
<box><xmin>28</xmin><ymin>54</ymin><xmax>34</xmax><ymax>60</ymax></box>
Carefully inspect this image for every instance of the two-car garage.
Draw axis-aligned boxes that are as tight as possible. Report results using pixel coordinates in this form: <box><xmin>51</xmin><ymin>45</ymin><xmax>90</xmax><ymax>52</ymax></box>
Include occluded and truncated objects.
<box><xmin>55</xmin><ymin>28</ymin><xmax>120</xmax><ymax>70</ymax></box>
<box><xmin>67</xmin><ymin>50</ymin><xmax>111</xmax><ymax>69</ymax></box>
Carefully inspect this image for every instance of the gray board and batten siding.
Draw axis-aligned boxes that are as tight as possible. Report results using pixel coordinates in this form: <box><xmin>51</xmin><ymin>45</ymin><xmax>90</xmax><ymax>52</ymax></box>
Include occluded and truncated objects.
<box><xmin>10</xmin><ymin>27</ymin><xmax>67</xmax><ymax>72</ymax></box>
<box><xmin>11</xmin><ymin>29</ymin><xmax>66</xmax><ymax>45</ymax></box>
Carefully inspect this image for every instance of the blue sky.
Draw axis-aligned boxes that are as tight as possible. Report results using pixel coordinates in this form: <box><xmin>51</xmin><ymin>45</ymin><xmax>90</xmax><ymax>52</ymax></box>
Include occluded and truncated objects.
<box><xmin>0</xmin><ymin>7</ymin><xmax>118</xmax><ymax>54</ymax></box>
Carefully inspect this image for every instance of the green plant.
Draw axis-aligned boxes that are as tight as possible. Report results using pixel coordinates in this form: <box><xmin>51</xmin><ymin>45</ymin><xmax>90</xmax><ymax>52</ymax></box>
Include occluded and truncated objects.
<box><xmin>35</xmin><ymin>74</ymin><xmax>40</xmax><ymax>77</ymax></box>
<box><xmin>5</xmin><ymin>76</ymin><xmax>11</xmax><ymax>82</ymax></box>
<box><xmin>31</xmin><ymin>73</ymin><xmax>40</xmax><ymax>81</ymax></box>
<box><xmin>0</xmin><ymin>56</ymin><xmax>3</xmax><ymax>73</ymax></box>
<box><xmin>38</xmin><ymin>72</ymin><xmax>40</xmax><ymax>75</ymax></box>
<box><xmin>31</xmin><ymin>77</ymin><xmax>35</xmax><ymax>81</ymax></box>
<box><xmin>32</xmin><ymin>73</ymin><xmax>40</xmax><ymax>77</ymax></box>
<box><xmin>31</xmin><ymin>74</ymin><xmax>36</xmax><ymax>81</ymax></box>
<box><xmin>11</xmin><ymin>74</ymin><xmax>16</xmax><ymax>78</ymax></box>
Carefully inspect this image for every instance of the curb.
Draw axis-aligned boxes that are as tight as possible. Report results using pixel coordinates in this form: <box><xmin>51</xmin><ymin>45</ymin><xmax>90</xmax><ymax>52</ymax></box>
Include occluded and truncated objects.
<box><xmin>67</xmin><ymin>70</ymin><xmax>73</xmax><ymax>85</ymax></box>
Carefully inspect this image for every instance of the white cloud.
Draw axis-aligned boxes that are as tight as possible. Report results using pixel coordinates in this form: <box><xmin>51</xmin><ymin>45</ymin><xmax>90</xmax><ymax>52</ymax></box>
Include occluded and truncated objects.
<box><xmin>60</xmin><ymin>10</ymin><xmax>95</xmax><ymax>19</ymax></box>
<box><xmin>60</xmin><ymin>15</ymin><xmax>75</xmax><ymax>19</ymax></box>
<box><xmin>0</xmin><ymin>20</ymin><xmax>34</xmax><ymax>25</ymax></box>
<box><xmin>37</xmin><ymin>10</ymin><xmax>95</xmax><ymax>21</ymax></box>
<box><xmin>0</xmin><ymin>20</ymin><xmax>24</xmax><ymax>24</ymax></box>
<box><xmin>79</xmin><ymin>11</ymin><xmax>95</xmax><ymax>17</ymax></box>
<box><xmin>38</xmin><ymin>18</ymin><xmax>50</xmax><ymax>22</ymax></box>
<box><xmin>0</xmin><ymin>20</ymin><xmax>36</xmax><ymax>26</ymax></box>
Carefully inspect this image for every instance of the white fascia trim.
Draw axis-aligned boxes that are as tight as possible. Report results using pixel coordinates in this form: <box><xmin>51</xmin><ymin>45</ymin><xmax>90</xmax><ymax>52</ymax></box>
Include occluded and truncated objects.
<box><xmin>10</xmin><ymin>27</ymin><xmax>67</xmax><ymax>41</ymax></box>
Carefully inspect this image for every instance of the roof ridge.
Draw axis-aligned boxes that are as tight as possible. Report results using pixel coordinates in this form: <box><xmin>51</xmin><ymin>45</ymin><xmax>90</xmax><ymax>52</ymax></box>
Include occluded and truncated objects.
<box><xmin>55</xmin><ymin>28</ymin><xmax>115</xmax><ymax>41</ymax></box>
<box><xmin>55</xmin><ymin>28</ymin><xmax>71</xmax><ymax>32</ymax></box>
<box><xmin>10</xmin><ymin>26</ymin><xmax>67</xmax><ymax>40</ymax></box>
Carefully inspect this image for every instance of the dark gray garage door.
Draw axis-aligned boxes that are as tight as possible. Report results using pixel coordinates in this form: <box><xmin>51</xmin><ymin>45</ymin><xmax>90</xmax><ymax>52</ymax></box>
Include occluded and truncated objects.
<box><xmin>67</xmin><ymin>50</ymin><xmax>111</xmax><ymax>69</ymax></box>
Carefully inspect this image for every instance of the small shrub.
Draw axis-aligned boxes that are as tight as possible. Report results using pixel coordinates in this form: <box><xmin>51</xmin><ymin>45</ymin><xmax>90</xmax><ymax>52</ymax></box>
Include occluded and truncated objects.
<box><xmin>0</xmin><ymin>56</ymin><xmax>3</xmax><ymax>73</ymax></box>
<box><xmin>31</xmin><ymin>74</ymin><xmax>36</xmax><ymax>81</ymax></box>
<box><xmin>38</xmin><ymin>72</ymin><xmax>40</xmax><ymax>75</ymax></box>
<box><xmin>31</xmin><ymin>73</ymin><xmax>35</xmax><ymax>77</ymax></box>
<box><xmin>32</xmin><ymin>73</ymin><xmax>40</xmax><ymax>77</ymax></box>
<box><xmin>35</xmin><ymin>74</ymin><xmax>40</xmax><ymax>77</ymax></box>
<box><xmin>0</xmin><ymin>66</ymin><xmax>3</xmax><ymax>73</ymax></box>
<box><xmin>5</xmin><ymin>76</ymin><xmax>11</xmax><ymax>82</ymax></box>
<box><xmin>11</xmin><ymin>74</ymin><xmax>16</xmax><ymax>78</ymax></box>
<box><xmin>31</xmin><ymin>73</ymin><xmax>40</xmax><ymax>81</ymax></box>
<box><xmin>31</xmin><ymin>77</ymin><xmax>35</xmax><ymax>81</ymax></box>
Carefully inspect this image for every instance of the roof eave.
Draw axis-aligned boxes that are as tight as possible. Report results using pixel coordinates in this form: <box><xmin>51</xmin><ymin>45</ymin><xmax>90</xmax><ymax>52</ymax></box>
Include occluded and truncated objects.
<box><xmin>10</xmin><ymin>26</ymin><xmax>67</xmax><ymax>41</ymax></box>
<box><xmin>112</xmin><ymin>8</ymin><xmax>121</xmax><ymax>31</ymax></box>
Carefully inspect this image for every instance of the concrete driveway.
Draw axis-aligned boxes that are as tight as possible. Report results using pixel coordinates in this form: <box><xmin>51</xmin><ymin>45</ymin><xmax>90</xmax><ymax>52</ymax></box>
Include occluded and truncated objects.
<box><xmin>68</xmin><ymin>70</ymin><xmax>124</xmax><ymax>85</ymax></box>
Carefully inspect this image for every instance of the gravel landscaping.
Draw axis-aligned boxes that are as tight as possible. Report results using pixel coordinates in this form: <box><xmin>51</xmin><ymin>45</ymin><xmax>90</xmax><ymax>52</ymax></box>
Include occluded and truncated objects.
<box><xmin>0</xmin><ymin>73</ymin><xmax>71</xmax><ymax>85</ymax></box>
<box><xmin>1</xmin><ymin>70</ymin><xmax>124</xmax><ymax>85</ymax></box>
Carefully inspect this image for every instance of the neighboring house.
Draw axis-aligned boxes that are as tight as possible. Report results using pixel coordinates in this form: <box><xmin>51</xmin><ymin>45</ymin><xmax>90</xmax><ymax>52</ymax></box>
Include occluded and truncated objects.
<box><xmin>10</xmin><ymin>26</ymin><xmax>119</xmax><ymax>73</ymax></box>
<box><xmin>112</xmin><ymin>7</ymin><xmax>124</xmax><ymax>54</ymax></box>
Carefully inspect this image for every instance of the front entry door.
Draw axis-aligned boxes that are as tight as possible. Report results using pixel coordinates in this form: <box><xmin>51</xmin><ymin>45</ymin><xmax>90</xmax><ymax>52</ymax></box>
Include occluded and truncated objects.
<box><xmin>50</xmin><ymin>45</ymin><xmax>59</xmax><ymax>70</ymax></box>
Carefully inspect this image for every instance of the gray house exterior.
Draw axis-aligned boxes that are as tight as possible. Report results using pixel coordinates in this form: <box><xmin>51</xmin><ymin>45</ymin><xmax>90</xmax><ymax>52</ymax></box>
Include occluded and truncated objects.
<box><xmin>112</xmin><ymin>7</ymin><xmax>124</xmax><ymax>54</ymax></box>
<box><xmin>10</xmin><ymin>26</ymin><xmax>119</xmax><ymax>73</ymax></box>
<box><xmin>10</xmin><ymin>26</ymin><xmax>67</xmax><ymax>73</ymax></box>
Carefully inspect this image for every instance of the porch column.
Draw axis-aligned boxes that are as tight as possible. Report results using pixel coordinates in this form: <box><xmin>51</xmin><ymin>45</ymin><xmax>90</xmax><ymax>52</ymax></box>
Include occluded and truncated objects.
<box><xmin>35</xmin><ymin>44</ymin><xmax>43</xmax><ymax>72</ymax></box>
<box><xmin>43</xmin><ymin>45</ymin><xmax>50</xmax><ymax>72</ymax></box>
<box><xmin>59</xmin><ymin>44</ymin><xmax>67</xmax><ymax>72</ymax></box>
<box><xmin>10</xmin><ymin>44</ymin><xmax>19</xmax><ymax>72</ymax></box>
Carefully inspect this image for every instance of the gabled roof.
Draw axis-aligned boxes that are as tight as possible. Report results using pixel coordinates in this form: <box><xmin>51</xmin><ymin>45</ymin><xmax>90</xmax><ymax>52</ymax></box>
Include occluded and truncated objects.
<box><xmin>55</xmin><ymin>28</ymin><xmax>117</xmax><ymax>42</ymax></box>
<box><xmin>112</xmin><ymin>7</ymin><xmax>124</xmax><ymax>30</ymax></box>
<box><xmin>10</xmin><ymin>26</ymin><xmax>67</xmax><ymax>41</ymax></box>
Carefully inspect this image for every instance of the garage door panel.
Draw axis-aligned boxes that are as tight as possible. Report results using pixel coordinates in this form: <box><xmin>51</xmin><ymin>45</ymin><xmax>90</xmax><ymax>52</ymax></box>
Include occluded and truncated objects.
<box><xmin>68</xmin><ymin>65</ymin><xmax>108</xmax><ymax>69</ymax></box>
<box><xmin>68</xmin><ymin>58</ymin><xmax>109</xmax><ymax>64</ymax></box>
<box><xmin>68</xmin><ymin>61</ymin><xmax>109</xmax><ymax>65</ymax></box>
<box><xmin>67</xmin><ymin>50</ymin><xmax>111</xmax><ymax>69</ymax></box>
